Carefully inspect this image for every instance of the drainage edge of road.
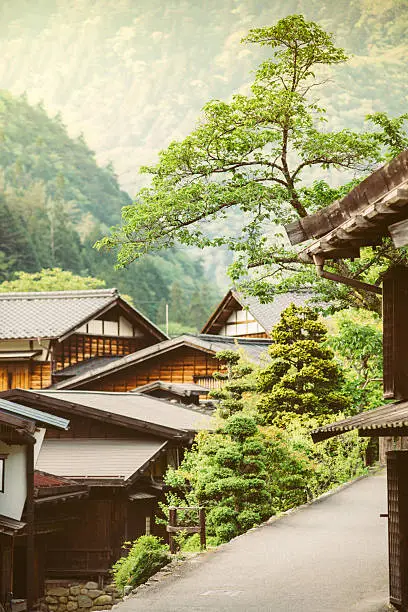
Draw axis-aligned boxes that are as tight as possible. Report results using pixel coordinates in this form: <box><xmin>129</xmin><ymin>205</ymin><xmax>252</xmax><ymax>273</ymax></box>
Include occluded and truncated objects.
<box><xmin>114</xmin><ymin>465</ymin><xmax>385</xmax><ymax>608</ymax></box>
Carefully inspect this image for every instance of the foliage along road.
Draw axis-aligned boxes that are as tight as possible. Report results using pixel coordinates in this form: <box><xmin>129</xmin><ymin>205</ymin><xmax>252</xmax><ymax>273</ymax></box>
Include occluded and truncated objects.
<box><xmin>118</xmin><ymin>470</ymin><xmax>389</xmax><ymax>611</ymax></box>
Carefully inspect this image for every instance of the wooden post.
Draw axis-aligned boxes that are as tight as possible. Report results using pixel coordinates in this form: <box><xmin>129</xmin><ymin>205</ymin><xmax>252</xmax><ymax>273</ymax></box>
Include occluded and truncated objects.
<box><xmin>199</xmin><ymin>507</ymin><xmax>206</xmax><ymax>550</ymax></box>
<box><xmin>168</xmin><ymin>507</ymin><xmax>177</xmax><ymax>554</ymax></box>
<box><xmin>26</xmin><ymin>439</ymin><xmax>35</xmax><ymax>611</ymax></box>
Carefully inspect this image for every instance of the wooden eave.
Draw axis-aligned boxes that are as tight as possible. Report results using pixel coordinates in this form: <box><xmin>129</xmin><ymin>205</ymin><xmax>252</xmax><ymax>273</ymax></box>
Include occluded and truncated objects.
<box><xmin>201</xmin><ymin>290</ymin><xmax>241</xmax><ymax>333</ymax></box>
<box><xmin>125</xmin><ymin>440</ymin><xmax>169</xmax><ymax>486</ymax></box>
<box><xmin>296</xmin><ymin>187</ymin><xmax>408</xmax><ymax>263</ymax></box>
<box><xmin>58</xmin><ymin>297</ymin><xmax>167</xmax><ymax>343</ymax></box>
<box><xmin>285</xmin><ymin>149</ymin><xmax>408</xmax><ymax>250</ymax></box>
<box><xmin>53</xmin><ymin>335</ymin><xmax>220</xmax><ymax>390</ymax></box>
<box><xmin>0</xmin><ymin>389</ymin><xmax>189</xmax><ymax>440</ymax></box>
<box><xmin>311</xmin><ymin>399</ymin><xmax>408</xmax><ymax>442</ymax></box>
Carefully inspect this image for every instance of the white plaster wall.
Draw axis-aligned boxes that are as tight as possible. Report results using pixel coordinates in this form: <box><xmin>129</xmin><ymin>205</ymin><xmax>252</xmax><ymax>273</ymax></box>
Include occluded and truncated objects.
<box><xmin>0</xmin><ymin>427</ymin><xmax>45</xmax><ymax>521</ymax></box>
<box><xmin>0</xmin><ymin>338</ymin><xmax>49</xmax><ymax>360</ymax></box>
<box><xmin>0</xmin><ymin>441</ymin><xmax>26</xmax><ymax>520</ymax></box>
<box><xmin>119</xmin><ymin>316</ymin><xmax>133</xmax><ymax>337</ymax></box>
<box><xmin>219</xmin><ymin>308</ymin><xmax>264</xmax><ymax>336</ymax></box>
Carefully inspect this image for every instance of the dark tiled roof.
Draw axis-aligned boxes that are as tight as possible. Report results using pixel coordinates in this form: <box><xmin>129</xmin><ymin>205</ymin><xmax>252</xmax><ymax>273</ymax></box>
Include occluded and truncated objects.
<box><xmin>0</xmin><ymin>288</ymin><xmax>167</xmax><ymax>341</ymax></box>
<box><xmin>311</xmin><ymin>400</ymin><xmax>408</xmax><ymax>442</ymax></box>
<box><xmin>36</xmin><ymin>438</ymin><xmax>168</xmax><ymax>481</ymax></box>
<box><xmin>34</xmin><ymin>471</ymin><xmax>79</xmax><ymax>488</ymax></box>
<box><xmin>52</xmin><ymin>334</ymin><xmax>271</xmax><ymax>390</ymax></box>
<box><xmin>232</xmin><ymin>289</ymin><xmax>315</xmax><ymax>335</ymax></box>
<box><xmin>54</xmin><ymin>356</ymin><xmax>122</xmax><ymax>379</ymax></box>
<box><xmin>0</xmin><ymin>288</ymin><xmax>118</xmax><ymax>339</ymax></box>
<box><xmin>201</xmin><ymin>288</ymin><xmax>316</xmax><ymax>336</ymax></box>
<box><xmin>38</xmin><ymin>390</ymin><xmax>214</xmax><ymax>433</ymax></box>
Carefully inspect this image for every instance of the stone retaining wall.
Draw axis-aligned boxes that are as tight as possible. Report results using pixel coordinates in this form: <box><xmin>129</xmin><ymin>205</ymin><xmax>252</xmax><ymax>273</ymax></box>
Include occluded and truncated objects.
<box><xmin>41</xmin><ymin>580</ymin><xmax>122</xmax><ymax>612</ymax></box>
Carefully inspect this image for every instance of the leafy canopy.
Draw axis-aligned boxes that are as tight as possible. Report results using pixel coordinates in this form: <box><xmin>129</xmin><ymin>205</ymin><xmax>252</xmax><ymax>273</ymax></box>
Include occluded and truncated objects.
<box><xmin>257</xmin><ymin>304</ymin><xmax>349</xmax><ymax>422</ymax></box>
<box><xmin>98</xmin><ymin>15</ymin><xmax>381</xmax><ymax>277</ymax></box>
<box><xmin>0</xmin><ymin>268</ymin><xmax>105</xmax><ymax>292</ymax></box>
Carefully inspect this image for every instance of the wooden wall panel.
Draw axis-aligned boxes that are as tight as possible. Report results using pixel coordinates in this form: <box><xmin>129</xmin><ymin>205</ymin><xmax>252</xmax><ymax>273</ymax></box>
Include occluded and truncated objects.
<box><xmin>0</xmin><ymin>363</ymin><xmax>30</xmax><ymax>391</ymax></box>
<box><xmin>53</xmin><ymin>334</ymin><xmax>147</xmax><ymax>373</ymax></box>
<box><xmin>82</xmin><ymin>347</ymin><xmax>218</xmax><ymax>392</ymax></box>
<box><xmin>383</xmin><ymin>266</ymin><xmax>408</xmax><ymax>400</ymax></box>
<box><xmin>31</xmin><ymin>363</ymin><xmax>52</xmax><ymax>390</ymax></box>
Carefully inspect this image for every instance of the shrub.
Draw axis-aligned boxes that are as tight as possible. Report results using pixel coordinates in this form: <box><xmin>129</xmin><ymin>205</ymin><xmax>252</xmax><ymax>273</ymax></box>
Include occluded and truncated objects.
<box><xmin>112</xmin><ymin>535</ymin><xmax>170</xmax><ymax>591</ymax></box>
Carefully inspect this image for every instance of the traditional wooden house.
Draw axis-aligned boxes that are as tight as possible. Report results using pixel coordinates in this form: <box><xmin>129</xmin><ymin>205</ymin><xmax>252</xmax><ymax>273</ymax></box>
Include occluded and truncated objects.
<box><xmin>0</xmin><ymin>388</ymin><xmax>213</xmax><ymax>603</ymax></box>
<box><xmin>201</xmin><ymin>288</ymin><xmax>314</xmax><ymax>338</ymax></box>
<box><xmin>48</xmin><ymin>334</ymin><xmax>272</xmax><ymax>392</ymax></box>
<box><xmin>284</xmin><ymin>149</ymin><xmax>408</xmax><ymax>611</ymax></box>
<box><xmin>0</xmin><ymin>289</ymin><xmax>167</xmax><ymax>391</ymax></box>
<box><xmin>0</xmin><ymin>397</ymin><xmax>69</xmax><ymax>611</ymax></box>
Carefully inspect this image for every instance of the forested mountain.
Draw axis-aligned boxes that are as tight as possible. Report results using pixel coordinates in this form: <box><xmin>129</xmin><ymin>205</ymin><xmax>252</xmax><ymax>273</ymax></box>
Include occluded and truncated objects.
<box><xmin>1</xmin><ymin>0</ymin><xmax>406</xmax><ymax>194</ymax></box>
<box><xmin>0</xmin><ymin>90</ymin><xmax>219</xmax><ymax>328</ymax></box>
<box><xmin>0</xmin><ymin>1</ymin><xmax>406</xmax><ymax>323</ymax></box>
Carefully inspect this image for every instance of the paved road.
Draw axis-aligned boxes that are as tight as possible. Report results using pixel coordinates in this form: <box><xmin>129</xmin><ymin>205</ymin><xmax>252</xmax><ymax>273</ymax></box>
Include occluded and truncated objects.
<box><xmin>120</xmin><ymin>471</ymin><xmax>389</xmax><ymax>612</ymax></box>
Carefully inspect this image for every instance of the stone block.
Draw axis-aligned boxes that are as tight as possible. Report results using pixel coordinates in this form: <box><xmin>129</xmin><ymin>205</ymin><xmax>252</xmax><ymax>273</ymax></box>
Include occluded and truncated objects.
<box><xmin>92</xmin><ymin>595</ymin><xmax>112</xmax><ymax>606</ymax></box>
<box><xmin>103</xmin><ymin>585</ymin><xmax>116</xmax><ymax>593</ymax></box>
<box><xmin>59</xmin><ymin>597</ymin><xmax>68</xmax><ymax>604</ymax></box>
<box><xmin>80</xmin><ymin>590</ymin><xmax>88</xmax><ymax>595</ymax></box>
<box><xmin>70</xmin><ymin>586</ymin><xmax>81</xmax><ymax>596</ymax></box>
<box><xmin>57</xmin><ymin>606</ymin><xmax>67</xmax><ymax>612</ymax></box>
<box><xmin>48</xmin><ymin>606</ymin><xmax>58</xmax><ymax>612</ymax></box>
<box><xmin>88</xmin><ymin>590</ymin><xmax>103</xmax><ymax>599</ymax></box>
<box><xmin>67</xmin><ymin>602</ymin><xmax>78</xmax><ymax>611</ymax></box>
<box><xmin>77</xmin><ymin>595</ymin><xmax>93</xmax><ymax>609</ymax></box>
<box><xmin>84</xmin><ymin>582</ymin><xmax>98</xmax><ymax>590</ymax></box>
<box><xmin>45</xmin><ymin>596</ymin><xmax>58</xmax><ymax>604</ymax></box>
<box><xmin>47</xmin><ymin>588</ymin><xmax>70</xmax><ymax>597</ymax></box>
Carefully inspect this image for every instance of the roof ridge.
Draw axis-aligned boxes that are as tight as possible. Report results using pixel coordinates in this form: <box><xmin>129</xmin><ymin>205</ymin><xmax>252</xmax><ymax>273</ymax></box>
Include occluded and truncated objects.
<box><xmin>0</xmin><ymin>288</ymin><xmax>118</xmax><ymax>300</ymax></box>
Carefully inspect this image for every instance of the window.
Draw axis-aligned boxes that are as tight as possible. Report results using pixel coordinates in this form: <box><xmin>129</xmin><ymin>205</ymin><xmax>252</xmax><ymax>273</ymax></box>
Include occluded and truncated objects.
<box><xmin>0</xmin><ymin>454</ymin><xmax>7</xmax><ymax>493</ymax></box>
<box><xmin>145</xmin><ymin>516</ymin><xmax>151</xmax><ymax>535</ymax></box>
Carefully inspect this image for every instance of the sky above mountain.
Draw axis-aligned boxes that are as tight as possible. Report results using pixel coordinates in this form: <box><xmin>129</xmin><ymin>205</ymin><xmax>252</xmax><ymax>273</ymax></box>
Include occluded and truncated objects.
<box><xmin>1</xmin><ymin>0</ymin><xmax>407</xmax><ymax>196</ymax></box>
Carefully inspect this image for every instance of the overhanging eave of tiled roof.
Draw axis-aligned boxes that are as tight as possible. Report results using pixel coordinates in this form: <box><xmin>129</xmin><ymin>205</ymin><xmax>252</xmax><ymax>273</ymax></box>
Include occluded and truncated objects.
<box><xmin>284</xmin><ymin>150</ymin><xmax>408</xmax><ymax>262</ymax></box>
<box><xmin>311</xmin><ymin>400</ymin><xmax>408</xmax><ymax>442</ymax></box>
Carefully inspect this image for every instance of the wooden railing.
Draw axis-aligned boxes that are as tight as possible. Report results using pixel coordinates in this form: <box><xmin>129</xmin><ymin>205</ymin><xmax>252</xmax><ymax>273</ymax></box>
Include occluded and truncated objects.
<box><xmin>166</xmin><ymin>506</ymin><xmax>206</xmax><ymax>554</ymax></box>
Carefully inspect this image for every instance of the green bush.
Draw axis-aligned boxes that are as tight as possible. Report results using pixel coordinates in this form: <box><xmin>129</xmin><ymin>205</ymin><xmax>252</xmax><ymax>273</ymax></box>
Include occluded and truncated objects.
<box><xmin>112</xmin><ymin>535</ymin><xmax>170</xmax><ymax>591</ymax></box>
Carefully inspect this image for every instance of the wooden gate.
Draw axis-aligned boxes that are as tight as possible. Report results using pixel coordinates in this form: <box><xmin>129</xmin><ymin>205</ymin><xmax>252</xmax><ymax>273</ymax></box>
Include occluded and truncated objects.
<box><xmin>387</xmin><ymin>451</ymin><xmax>408</xmax><ymax>609</ymax></box>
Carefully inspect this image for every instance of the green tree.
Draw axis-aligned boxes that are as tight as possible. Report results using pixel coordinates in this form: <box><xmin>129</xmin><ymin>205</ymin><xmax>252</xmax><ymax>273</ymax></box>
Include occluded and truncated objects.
<box><xmin>0</xmin><ymin>268</ymin><xmax>105</xmax><ymax>292</ymax></box>
<box><xmin>210</xmin><ymin>350</ymin><xmax>256</xmax><ymax>418</ymax></box>
<box><xmin>165</xmin><ymin>414</ymin><xmax>271</xmax><ymax>544</ymax></box>
<box><xmin>98</xmin><ymin>14</ymin><xmax>390</xmax><ymax>310</ymax></box>
<box><xmin>257</xmin><ymin>304</ymin><xmax>349</xmax><ymax>423</ymax></box>
<box><xmin>168</xmin><ymin>281</ymin><xmax>188</xmax><ymax>325</ymax></box>
<box><xmin>327</xmin><ymin>309</ymin><xmax>383</xmax><ymax>414</ymax></box>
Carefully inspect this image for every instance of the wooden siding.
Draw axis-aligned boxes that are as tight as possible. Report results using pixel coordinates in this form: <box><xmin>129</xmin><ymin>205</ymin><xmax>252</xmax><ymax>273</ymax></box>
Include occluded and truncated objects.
<box><xmin>44</xmin><ymin>495</ymin><xmax>159</xmax><ymax>577</ymax></box>
<box><xmin>79</xmin><ymin>347</ymin><xmax>219</xmax><ymax>392</ymax></box>
<box><xmin>31</xmin><ymin>363</ymin><xmax>52</xmax><ymax>389</ymax></box>
<box><xmin>383</xmin><ymin>266</ymin><xmax>408</xmax><ymax>400</ymax></box>
<box><xmin>0</xmin><ymin>362</ymin><xmax>51</xmax><ymax>391</ymax></box>
<box><xmin>52</xmin><ymin>334</ymin><xmax>145</xmax><ymax>373</ymax></box>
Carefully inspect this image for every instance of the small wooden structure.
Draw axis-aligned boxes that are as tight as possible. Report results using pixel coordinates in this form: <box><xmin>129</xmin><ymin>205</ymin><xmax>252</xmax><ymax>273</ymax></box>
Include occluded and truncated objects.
<box><xmin>167</xmin><ymin>506</ymin><xmax>206</xmax><ymax>554</ymax></box>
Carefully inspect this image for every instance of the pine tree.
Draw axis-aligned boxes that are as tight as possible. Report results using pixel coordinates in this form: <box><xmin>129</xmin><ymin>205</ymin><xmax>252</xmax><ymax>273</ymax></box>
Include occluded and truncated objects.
<box><xmin>257</xmin><ymin>305</ymin><xmax>349</xmax><ymax>423</ymax></box>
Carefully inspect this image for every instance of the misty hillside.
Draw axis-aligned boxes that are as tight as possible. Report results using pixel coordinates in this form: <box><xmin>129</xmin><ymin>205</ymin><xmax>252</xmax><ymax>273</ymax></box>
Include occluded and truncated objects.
<box><xmin>1</xmin><ymin>0</ymin><xmax>407</xmax><ymax>196</ymax></box>
<box><xmin>0</xmin><ymin>89</ymin><xmax>220</xmax><ymax>328</ymax></box>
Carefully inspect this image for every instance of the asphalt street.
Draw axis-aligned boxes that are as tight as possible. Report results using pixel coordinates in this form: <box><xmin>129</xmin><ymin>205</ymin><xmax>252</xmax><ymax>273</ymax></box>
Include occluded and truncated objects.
<box><xmin>119</xmin><ymin>470</ymin><xmax>389</xmax><ymax>612</ymax></box>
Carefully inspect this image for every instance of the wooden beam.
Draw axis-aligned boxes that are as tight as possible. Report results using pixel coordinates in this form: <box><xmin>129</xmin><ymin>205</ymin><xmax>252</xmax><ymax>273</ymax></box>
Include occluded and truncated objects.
<box><xmin>389</xmin><ymin>218</ymin><xmax>408</xmax><ymax>248</ymax></box>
